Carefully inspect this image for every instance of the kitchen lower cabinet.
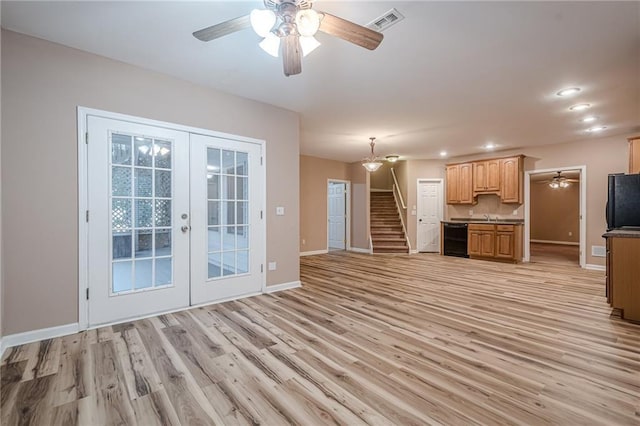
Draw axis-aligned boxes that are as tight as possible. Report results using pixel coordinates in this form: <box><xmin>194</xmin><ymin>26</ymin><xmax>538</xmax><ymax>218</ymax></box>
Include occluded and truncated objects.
<box><xmin>468</xmin><ymin>223</ymin><xmax>522</xmax><ymax>263</ymax></box>
<box><xmin>604</xmin><ymin>230</ymin><xmax>640</xmax><ymax>322</ymax></box>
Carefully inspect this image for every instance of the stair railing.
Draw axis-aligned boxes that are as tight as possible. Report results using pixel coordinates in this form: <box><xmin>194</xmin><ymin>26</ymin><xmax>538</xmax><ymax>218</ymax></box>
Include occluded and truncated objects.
<box><xmin>390</xmin><ymin>167</ymin><xmax>412</xmax><ymax>253</ymax></box>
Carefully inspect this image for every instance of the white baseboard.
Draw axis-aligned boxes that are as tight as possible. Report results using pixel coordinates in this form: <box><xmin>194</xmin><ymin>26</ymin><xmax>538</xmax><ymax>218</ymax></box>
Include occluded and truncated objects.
<box><xmin>531</xmin><ymin>239</ymin><xmax>580</xmax><ymax>246</ymax></box>
<box><xmin>2</xmin><ymin>323</ymin><xmax>79</xmax><ymax>351</ymax></box>
<box><xmin>265</xmin><ymin>280</ymin><xmax>302</xmax><ymax>294</ymax></box>
<box><xmin>585</xmin><ymin>264</ymin><xmax>606</xmax><ymax>271</ymax></box>
<box><xmin>300</xmin><ymin>249</ymin><xmax>328</xmax><ymax>257</ymax></box>
<box><xmin>349</xmin><ymin>247</ymin><xmax>371</xmax><ymax>254</ymax></box>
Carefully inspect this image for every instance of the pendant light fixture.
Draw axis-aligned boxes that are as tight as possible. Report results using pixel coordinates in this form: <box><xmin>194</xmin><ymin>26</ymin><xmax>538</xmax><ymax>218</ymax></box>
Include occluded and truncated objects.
<box><xmin>362</xmin><ymin>137</ymin><xmax>383</xmax><ymax>172</ymax></box>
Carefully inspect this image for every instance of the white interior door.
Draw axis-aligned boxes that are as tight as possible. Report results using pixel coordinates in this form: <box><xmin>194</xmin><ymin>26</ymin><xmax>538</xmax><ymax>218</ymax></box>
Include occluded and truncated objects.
<box><xmin>87</xmin><ymin>116</ymin><xmax>190</xmax><ymax>326</ymax></box>
<box><xmin>190</xmin><ymin>134</ymin><xmax>264</xmax><ymax>304</ymax></box>
<box><xmin>417</xmin><ymin>180</ymin><xmax>443</xmax><ymax>252</ymax></box>
<box><xmin>328</xmin><ymin>182</ymin><xmax>346</xmax><ymax>250</ymax></box>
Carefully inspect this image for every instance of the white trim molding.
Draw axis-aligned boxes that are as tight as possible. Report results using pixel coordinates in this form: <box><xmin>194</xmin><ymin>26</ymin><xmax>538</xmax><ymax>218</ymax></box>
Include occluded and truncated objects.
<box><xmin>585</xmin><ymin>264</ymin><xmax>606</xmax><ymax>271</ymax></box>
<box><xmin>300</xmin><ymin>249</ymin><xmax>329</xmax><ymax>257</ymax></box>
<box><xmin>524</xmin><ymin>165</ymin><xmax>587</xmax><ymax>268</ymax></box>
<box><xmin>530</xmin><ymin>239</ymin><xmax>580</xmax><ymax>246</ymax></box>
<box><xmin>349</xmin><ymin>247</ymin><xmax>371</xmax><ymax>254</ymax></box>
<box><xmin>264</xmin><ymin>281</ymin><xmax>302</xmax><ymax>294</ymax></box>
<box><xmin>2</xmin><ymin>323</ymin><xmax>79</xmax><ymax>351</ymax></box>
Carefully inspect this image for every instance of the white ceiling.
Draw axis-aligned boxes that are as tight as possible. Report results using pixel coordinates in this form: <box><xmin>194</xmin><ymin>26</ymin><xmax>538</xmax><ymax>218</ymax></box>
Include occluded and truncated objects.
<box><xmin>2</xmin><ymin>1</ymin><xmax>639</xmax><ymax>162</ymax></box>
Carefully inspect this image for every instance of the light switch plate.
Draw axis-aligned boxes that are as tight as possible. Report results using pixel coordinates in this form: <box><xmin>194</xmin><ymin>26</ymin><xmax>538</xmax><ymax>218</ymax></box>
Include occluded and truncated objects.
<box><xmin>276</xmin><ymin>206</ymin><xmax>285</xmax><ymax>216</ymax></box>
<box><xmin>268</xmin><ymin>262</ymin><xmax>277</xmax><ymax>271</ymax></box>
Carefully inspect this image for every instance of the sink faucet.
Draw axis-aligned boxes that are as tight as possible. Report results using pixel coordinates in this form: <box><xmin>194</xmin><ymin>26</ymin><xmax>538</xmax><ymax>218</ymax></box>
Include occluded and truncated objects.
<box><xmin>484</xmin><ymin>214</ymin><xmax>490</xmax><ymax>222</ymax></box>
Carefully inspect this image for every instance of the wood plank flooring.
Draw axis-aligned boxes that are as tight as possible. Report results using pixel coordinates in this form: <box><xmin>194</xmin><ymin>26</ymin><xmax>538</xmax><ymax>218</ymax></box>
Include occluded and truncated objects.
<box><xmin>530</xmin><ymin>242</ymin><xmax>580</xmax><ymax>266</ymax></box>
<box><xmin>2</xmin><ymin>252</ymin><xmax>640</xmax><ymax>425</ymax></box>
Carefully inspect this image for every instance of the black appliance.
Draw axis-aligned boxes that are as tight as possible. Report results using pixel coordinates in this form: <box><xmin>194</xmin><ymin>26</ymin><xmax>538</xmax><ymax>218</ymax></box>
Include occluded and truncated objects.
<box><xmin>606</xmin><ymin>173</ymin><xmax>640</xmax><ymax>231</ymax></box>
<box><xmin>443</xmin><ymin>222</ymin><xmax>469</xmax><ymax>258</ymax></box>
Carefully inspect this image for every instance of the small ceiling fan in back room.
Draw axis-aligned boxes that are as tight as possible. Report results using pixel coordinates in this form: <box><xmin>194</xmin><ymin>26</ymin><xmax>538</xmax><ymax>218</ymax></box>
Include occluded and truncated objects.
<box><xmin>192</xmin><ymin>0</ymin><xmax>384</xmax><ymax>77</ymax></box>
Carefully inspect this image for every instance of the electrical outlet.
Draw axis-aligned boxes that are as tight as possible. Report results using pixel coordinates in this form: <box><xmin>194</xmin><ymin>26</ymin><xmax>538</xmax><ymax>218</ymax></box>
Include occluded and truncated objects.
<box><xmin>469</xmin><ymin>209</ymin><xmax>473</xmax><ymax>216</ymax></box>
<box><xmin>276</xmin><ymin>206</ymin><xmax>285</xmax><ymax>216</ymax></box>
<box><xmin>302</xmin><ymin>239</ymin><xmax>306</xmax><ymax>245</ymax></box>
<box><xmin>513</xmin><ymin>209</ymin><xmax>518</xmax><ymax>215</ymax></box>
<box><xmin>568</xmin><ymin>232</ymin><xmax>573</xmax><ymax>237</ymax></box>
<box><xmin>268</xmin><ymin>262</ymin><xmax>277</xmax><ymax>271</ymax></box>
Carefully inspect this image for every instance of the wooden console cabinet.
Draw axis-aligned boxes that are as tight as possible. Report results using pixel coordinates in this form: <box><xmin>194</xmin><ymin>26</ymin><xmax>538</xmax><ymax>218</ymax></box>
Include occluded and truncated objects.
<box><xmin>468</xmin><ymin>223</ymin><xmax>522</xmax><ymax>262</ymax></box>
<box><xmin>629</xmin><ymin>136</ymin><xmax>640</xmax><ymax>174</ymax></box>
<box><xmin>604</xmin><ymin>230</ymin><xmax>640</xmax><ymax>322</ymax></box>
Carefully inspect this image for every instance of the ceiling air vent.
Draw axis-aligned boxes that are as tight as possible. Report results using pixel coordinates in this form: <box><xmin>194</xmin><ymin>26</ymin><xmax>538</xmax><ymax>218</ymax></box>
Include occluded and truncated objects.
<box><xmin>368</xmin><ymin>8</ymin><xmax>404</xmax><ymax>32</ymax></box>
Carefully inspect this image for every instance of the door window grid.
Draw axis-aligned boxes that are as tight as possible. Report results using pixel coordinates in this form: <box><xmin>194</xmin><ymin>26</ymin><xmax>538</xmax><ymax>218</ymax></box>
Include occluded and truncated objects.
<box><xmin>207</xmin><ymin>148</ymin><xmax>250</xmax><ymax>279</ymax></box>
<box><xmin>110</xmin><ymin>133</ymin><xmax>174</xmax><ymax>294</ymax></box>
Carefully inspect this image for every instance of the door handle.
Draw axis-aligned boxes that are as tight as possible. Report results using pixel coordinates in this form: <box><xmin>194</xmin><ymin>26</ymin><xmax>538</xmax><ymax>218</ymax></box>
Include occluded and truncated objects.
<box><xmin>181</xmin><ymin>225</ymin><xmax>190</xmax><ymax>233</ymax></box>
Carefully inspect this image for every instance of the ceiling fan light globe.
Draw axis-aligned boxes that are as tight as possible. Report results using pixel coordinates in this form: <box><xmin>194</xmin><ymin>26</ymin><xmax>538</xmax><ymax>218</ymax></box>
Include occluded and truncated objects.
<box><xmin>295</xmin><ymin>9</ymin><xmax>321</xmax><ymax>37</ymax></box>
<box><xmin>300</xmin><ymin>36</ymin><xmax>321</xmax><ymax>57</ymax></box>
<box><xmin>259</xmin><ymin>33</ymin><xmax>281</xmax><ymax>57</ymax></box>
<box><xmin>250</xmin><ymin>9</ymin><xmax>277</xmax><ymax>37</ymax></box>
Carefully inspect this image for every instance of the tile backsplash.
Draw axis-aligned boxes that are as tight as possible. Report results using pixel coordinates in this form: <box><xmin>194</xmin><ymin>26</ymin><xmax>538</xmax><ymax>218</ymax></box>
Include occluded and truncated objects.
<box><xmin>447</xmin><ymin>194</ymin><xmax>523</xmax><ymax>220</ymax></box>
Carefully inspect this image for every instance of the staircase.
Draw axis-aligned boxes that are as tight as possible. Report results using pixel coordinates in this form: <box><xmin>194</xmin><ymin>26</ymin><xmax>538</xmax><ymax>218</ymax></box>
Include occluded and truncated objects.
<box><xmin>370</xmin><ymin>192</ymin><xmax>409</xmax><ymax>254</ymax></box>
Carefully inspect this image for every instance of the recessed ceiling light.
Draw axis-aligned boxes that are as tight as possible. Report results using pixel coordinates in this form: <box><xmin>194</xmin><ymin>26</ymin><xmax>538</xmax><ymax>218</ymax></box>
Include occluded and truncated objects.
<box><xmin>556</xmin><ymin>87</ymin><xmax>581</xmax><ymax>97</ymax></box>
<box><xmin>580</xmin><ymin>116</ymin><xmax>598</xmax><ymax>123</ymax></box>
<box><xmin>385</xmin><ymin>155</ymin><xmax>399</xmax><ymax>163</ymax></box>
<box><xmin>586</xmin><ymin>126</ymin><xmax>607</xmax><ymax>132</ymax></box>
<box><xmin>485</xmin><ymin>143</ymin><xmax>496</xmax><ymax>150</ymax></box>
<box><xmin>439</xmin><ymin>151</ymin><xmax>447</xmax><ymax>157</ymax></box>
<box><xmin>569</xmin><ymin>103</ymin><xmax>591</xmax><ymax>111</ymax></box>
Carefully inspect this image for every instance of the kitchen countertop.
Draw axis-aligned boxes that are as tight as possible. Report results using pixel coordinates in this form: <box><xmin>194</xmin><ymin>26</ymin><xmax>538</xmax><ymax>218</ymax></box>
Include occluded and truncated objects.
<box><xmin>443</xmin><ymin>218</ymin><xmax>524</xmax><ymax>225</ymax></box>
<box><xmin>603</xmin><ymin>228</ymin><xmax>640</xmax><ymax>238</ymax></box>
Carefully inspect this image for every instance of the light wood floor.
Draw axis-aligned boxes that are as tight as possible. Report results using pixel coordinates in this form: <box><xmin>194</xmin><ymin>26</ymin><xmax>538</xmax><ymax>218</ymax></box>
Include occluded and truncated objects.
<box><xmin>2</xmin><ymin>252</ymin><xmax>640</xmax><ymax>425</ymax></box>
<box><xmin>530</xmin><ymin>242</ymin><xmax>580</xmax><ymax>266</ymax></box>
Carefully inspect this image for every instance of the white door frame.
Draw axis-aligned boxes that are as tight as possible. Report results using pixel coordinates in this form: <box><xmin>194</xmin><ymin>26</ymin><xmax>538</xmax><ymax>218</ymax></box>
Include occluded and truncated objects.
<box><xmin>327</xmin><ymin>179</ymin><xmax>351</xmax><ymax>251</ymax></box>
<box><xmin>416</xmin><ymin>179</ymin><xmax>444</xmax><ymax>253</ymax></box>
<box><xmin>77</xmin><ymin>106</ymin><xmax>266</xmax><ymax>330</ymax></box>
<box><xmin>524</xmin><ymin>165</ymin><xmax>586</xmax><ymax>268</ymax></box>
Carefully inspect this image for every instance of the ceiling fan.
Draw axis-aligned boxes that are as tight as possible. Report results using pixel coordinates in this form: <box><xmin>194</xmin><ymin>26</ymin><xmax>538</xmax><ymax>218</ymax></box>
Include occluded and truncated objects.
<box><xmin>192</xmin><ymin>0</ymin><xmax>384</xmax><ymax>77</ymax></box>
<box><xmin>538</xmin><ymin>171</ymin><xmax>580</xmax><ymax>188</ymax></box>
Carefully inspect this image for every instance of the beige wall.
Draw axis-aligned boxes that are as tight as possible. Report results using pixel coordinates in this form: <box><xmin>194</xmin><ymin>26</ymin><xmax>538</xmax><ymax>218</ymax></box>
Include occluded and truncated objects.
<box><xmin>299</xmin><ymin>156</ymin><xmax>370</xmax><ymax>252</ymax></box>
<box><xmin>531</xmin><ymin>182</ymin><xmax>580</xmax><ymax>243</ymax></box>
<box><xmin>299</xmin><ymin>155</ymin><xmax>349</xmax><ymax>252</ymax></box>
<box><xmin>0</xmin><ymin>19</ymin><xmax>3</xmax><ymax>338</ymax></box>
<box><xmin>403</xmin><ymin>160</ymin><xmax>446</xmax><ymax>250</ymax></box>
<box><xmin>1</xmin><ymin>30</ymin><xmax>300</xmax><ymax>335</ymax></box>
<box><xmin>369</xmin><ymin>161</ymin><xmax>393</xmax><ymax>190</ymax></box>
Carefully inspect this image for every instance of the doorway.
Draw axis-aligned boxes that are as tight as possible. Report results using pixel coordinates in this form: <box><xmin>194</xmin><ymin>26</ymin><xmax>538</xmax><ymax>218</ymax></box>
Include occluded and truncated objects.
<box><xmin>524</xmin><ymin>166</ymin><xmax>586</xmax><ymax>267</ymax></box>
<box><xmin>416</xmin><ymin>179</ymin><xmax>444</xmax><ymax>253</ymax></box>
<box><xmin>80</xmin><ymin>109</ymin><xmax>265</xmax><ymax>327</ymax></box>
<box><xmin>327</xmin><ymin>180</ymin><xmax>350</xmax><ymax>251</ymax></box>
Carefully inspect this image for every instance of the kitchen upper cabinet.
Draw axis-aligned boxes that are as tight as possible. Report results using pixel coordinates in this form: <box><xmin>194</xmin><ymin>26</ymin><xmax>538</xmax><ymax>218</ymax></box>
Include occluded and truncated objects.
<box><xmin>629</xmin><ymin>137</ymin><xmax>640</xmax><ymax>174</ymax></box>
<box><xmin>473</xmin><ymin>159</ymin><xmax>500</xmax><ymax>193</ymax></box>
<box><xmin>446</xmin><ymin>163</ymin><xmax>474</xmax><ymax>204</ymax></box>
<box><xmin>500</xmin><ymin>156</ymin><xmax>524</xmax><ymax>204</ymax></box>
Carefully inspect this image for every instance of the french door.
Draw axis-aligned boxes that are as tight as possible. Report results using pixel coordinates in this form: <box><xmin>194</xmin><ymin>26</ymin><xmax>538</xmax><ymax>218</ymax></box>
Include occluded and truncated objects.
<box><xmin>86</xmin><ymin>114</ymin><xmax>263</xmax><ymax>327</ymax></box>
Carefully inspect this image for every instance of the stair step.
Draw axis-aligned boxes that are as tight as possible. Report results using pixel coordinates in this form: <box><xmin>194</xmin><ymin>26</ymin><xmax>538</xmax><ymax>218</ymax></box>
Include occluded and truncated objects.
<box><xmin>372</xmin><ymin>232</ymin><xmax>405</xmax><ymax>238</ymax></box>
<box><xmin>372</xmin><ymin>239</ymin><xmax>407</xmax><ymax>246</ymax></box>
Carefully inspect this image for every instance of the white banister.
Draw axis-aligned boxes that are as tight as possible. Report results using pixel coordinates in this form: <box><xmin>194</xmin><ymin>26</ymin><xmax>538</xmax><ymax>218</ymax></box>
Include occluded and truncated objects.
<box><xmin>390</xmin><ymin>168</ymin><xmax>406</xmax><ymax>209</ymax></box>
<box><xmin>390</xmin><ymin>168</ymin><xmax>412</xmax><ymax>252</ymax></box>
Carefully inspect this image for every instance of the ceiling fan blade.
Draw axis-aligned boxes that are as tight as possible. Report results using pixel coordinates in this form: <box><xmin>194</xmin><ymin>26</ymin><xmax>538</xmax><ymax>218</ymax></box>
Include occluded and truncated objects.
<box><xmin>318</xmin><ymin>12</ymin><xmax>384</xmax><ymax>50</ymax></box>
<box><xmin>193</xmin><ymin>15</ymin><xmax>251</xmax><ymax>42</ymax></box>
<box><xmin>282</xmin><ymin>35</ymin><xmax>302</xmax><ymax>76</ymax></box>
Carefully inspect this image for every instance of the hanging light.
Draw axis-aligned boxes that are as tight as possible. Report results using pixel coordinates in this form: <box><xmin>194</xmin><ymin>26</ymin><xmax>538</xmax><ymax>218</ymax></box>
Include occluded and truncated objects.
<box><xmin>362</xmin><ymin>137</ymin><xmax>383</xmax><ymax>172</ymax></box>
<box><xmin>250</xmin><ymin>9</ymin><xmax>277</xmax><ymax>37</ymax></box>
<box><xmin>295</xmin><ymin>9</ymin><xmax>321</xmax><ymax>37</ymax></box>
<box><xmin>300</xmin><ymin>36</ymin><xmax>321</xmax><ymax>57</ymax></box>
<box><xmin>259</xmin><ymin>32</ymin><xmax>280</xmax><ymax>57</ymax></box>
<box><xmin>549</xmin><ymin>172</ymin><xmax>571</xmax><ymax>189</ymax></box>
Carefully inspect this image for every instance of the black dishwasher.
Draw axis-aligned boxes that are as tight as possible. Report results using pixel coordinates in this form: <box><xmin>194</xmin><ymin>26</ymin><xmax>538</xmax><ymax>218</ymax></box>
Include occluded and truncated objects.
<box><xmin>443</xmin><ymin>222</ymin><xmax>469</xmax><ymax>258</ymax></box>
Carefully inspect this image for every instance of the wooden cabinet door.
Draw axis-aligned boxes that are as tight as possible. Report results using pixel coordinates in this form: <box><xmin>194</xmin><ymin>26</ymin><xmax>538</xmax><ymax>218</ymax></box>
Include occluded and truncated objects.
<box><xmin>486</xmin><ymin>159</ymin><xmax>501</xmax><ymax>191</ymax></box>
<box><xmin>468</xmin><ymin>231</ymin><xmax>481</xmax><ymax>256</ymax></box>
<box><xmin>501</xmin><ymin>157</ymin><xmax>522</xmax><ymax>203</ymax></box>
<box><xmin>630</xmin><ymin>138</ymin><xmax>640</xmax><ymax>174</ymax></box>
<box><xmin>446</xmin><ymin>165</ymin><xmax>459</xmax><ymax>204</ymax></box>
<box><xmin>495</xmin><ymin>231</ymin><xmax>514</xmax><ymax>259</ymax></box>
<box><xmin>473</xmin><ymin>162</ymin><xmax>487</xmax><ymax>192</ymax></box>
<box><xmin>459</xmin><ymin>163</ymin><xmax>474</xmax><ymax>204</ymax></box>
<box><xmin>480</xmin><ymin>232</ymin><xmax>495</xmax><ymax>257</ymax></box>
